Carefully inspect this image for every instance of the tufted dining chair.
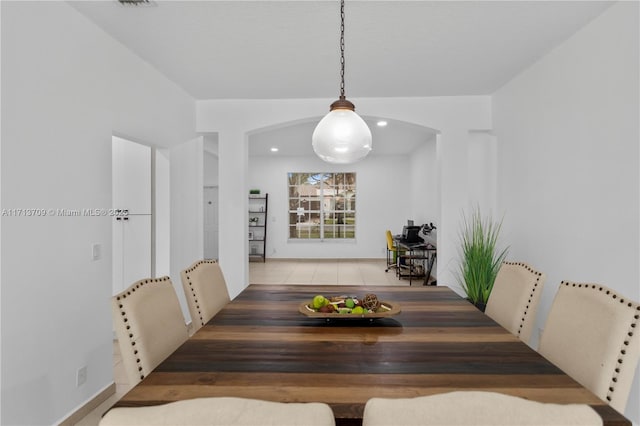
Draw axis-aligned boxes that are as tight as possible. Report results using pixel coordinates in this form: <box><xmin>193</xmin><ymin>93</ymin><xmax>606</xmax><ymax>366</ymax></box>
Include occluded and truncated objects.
<box><xmin>539</xmin><ymin>282</ymin><xmax>640</xmax><ymax>413</ymax></box>
<box><xmin>181</xmin><ymin>259</ymin><xmax>231</xmax><ymax>332</ymax></box>
<box><xmin>99</xmin><ymin>396</ymin><xmax>336</xmax><ymax>426</ymax></box>
<box><xmin>362</xmin><ymin>391</ymin><xmax>602</xmax><ymax>425</ymax></box>
<box><xmin>484</xmin><ymin>261</ymin><xmax>546</xmax><ymax>345</ymax></box>
<box><xmin>112</xmin><ymin>276</ymin><xmax>189</xmax><ymax>386</ymax></box>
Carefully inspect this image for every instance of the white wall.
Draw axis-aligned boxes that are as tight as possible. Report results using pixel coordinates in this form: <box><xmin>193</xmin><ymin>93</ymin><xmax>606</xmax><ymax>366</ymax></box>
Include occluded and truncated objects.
<box><xmin>467</xmin><ymin>131</ymin><xmax>497</xmax><ymax>215</ymax></box>
<box><xmin>204</xmin><ymin>151</ymin><xmax>219</xmax><ymax>187</ymax></box>
<box><xmin>170</xmin><ymin>137</ymin><xmax>204</xmax><ymax>323</ymax></box>
<box><xmin>410</xmin><ymin>137</ymin><xmax>439</xmax><ymax>225</ymax></box>
<box><xmin>248</xmin><ymin>154</ymin><xmax>413</xmax><ymax>259</ymax></box>
<box><xmin>203</xmin><ymin>133</ymin><xmax>219</xmax><ymax>188</ymax></box>
<box><xmin>493</xmin><ymin>2</ymin><xmax>639</xmax><ymax>422</ymax></box>
<box><xmin>155</xmin><ymin>149</ymin><xmax>171</xmax><ymax>277</ymax></box>
<box><xmin>0</xmin><ymin>2</ymin><xmax>3</xmax><ymax>423</ymax></box>
<box><xmin>1</xmin><ymin>2</ymin><xmax>196</xmax><ymax>424</ymax></box>
<box><xmin>197</xmin><ymin>96</ymin><xmax>492</xmax><ymax>298</ymax></box>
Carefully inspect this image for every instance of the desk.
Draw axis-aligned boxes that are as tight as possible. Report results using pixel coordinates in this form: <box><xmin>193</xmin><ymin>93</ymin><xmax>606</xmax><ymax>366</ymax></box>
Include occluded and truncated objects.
<box><xmin>395</xmin><ymin>237</ymin><xmax>436</xmax><ymax>285</ymax></box>
<box><xmin>113</xmin><ymin>285</ymin><xmax>629</xmax><ymax>426</ymax></box>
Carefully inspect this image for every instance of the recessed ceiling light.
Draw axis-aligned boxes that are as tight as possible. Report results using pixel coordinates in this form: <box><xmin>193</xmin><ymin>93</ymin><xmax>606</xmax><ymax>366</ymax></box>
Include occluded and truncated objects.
<box><xmin>270</xmin><ymin>147</ymin><xmax>279</xmax><ymax>152</ymax></box>
<box><xmin>377</xmin><ymin>120</ymin><xmax>388</xmax><ymax>127</ymax></box>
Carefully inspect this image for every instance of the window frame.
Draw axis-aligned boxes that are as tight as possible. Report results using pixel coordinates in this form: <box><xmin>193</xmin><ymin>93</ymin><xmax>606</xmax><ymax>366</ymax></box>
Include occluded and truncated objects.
<box><xmin>287</xmin><ymin>172</ymin><xmax>356</xmax><ymax>241</ymax></box>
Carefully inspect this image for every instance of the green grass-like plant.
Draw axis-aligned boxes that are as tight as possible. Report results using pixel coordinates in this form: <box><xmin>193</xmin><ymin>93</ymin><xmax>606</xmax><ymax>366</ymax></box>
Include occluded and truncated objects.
<box><xmin>456</xmin><ymin>208</ymin><xmax>509</xmax><ymax>306</ymax></box>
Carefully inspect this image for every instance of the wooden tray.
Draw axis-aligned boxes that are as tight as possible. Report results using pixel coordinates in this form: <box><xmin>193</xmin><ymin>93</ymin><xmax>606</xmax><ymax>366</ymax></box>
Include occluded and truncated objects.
<box><xmin>299</xmin><ymin>300</ymin><xmax>401</xmax><ymax>320</ymax></box>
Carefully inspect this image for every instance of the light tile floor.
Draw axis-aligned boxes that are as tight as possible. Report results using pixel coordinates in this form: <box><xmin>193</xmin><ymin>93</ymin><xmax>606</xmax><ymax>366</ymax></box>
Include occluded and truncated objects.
<box><xmin>249</xmin><ymin>258</ymin><xmax>422</xmax><ymax>286</ymax></box>
<box><xmin>73</xmin><ymin>258</ymin><xmax>421</xmax><ymax>425</ymax></box>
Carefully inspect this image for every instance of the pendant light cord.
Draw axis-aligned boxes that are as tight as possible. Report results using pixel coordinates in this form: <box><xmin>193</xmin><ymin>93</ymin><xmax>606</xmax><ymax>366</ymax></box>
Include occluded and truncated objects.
<box><xmin>328</xmin><ymin>0</ymin><xmax>355</xmax><ymax>111</ymax></box>
<box><xmin>339</xmin><ymin>0</ymin><xmax>345</xmax><ymax>99</ymax></box>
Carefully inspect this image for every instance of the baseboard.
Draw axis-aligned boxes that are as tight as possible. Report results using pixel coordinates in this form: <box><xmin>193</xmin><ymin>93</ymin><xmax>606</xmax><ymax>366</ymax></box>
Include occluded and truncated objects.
<box><xmin>58</xmin><ymin>382</ymin><xmax>116</xmax><ymax>426</ymax></box>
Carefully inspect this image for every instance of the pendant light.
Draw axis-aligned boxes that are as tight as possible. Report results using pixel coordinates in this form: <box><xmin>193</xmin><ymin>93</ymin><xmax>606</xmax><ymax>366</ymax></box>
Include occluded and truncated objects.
<box><xmin>312</xmin><ymin>0</ymin><xmax>372</xmax><ymax>164</ymax></box>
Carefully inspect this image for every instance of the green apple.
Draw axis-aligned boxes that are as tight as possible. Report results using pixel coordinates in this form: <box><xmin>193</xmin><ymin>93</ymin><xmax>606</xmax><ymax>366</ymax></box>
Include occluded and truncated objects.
<box><xmin>312</xmin><ymin>295</ymin><xmax>327</xmax><ymax>310</ymax></box>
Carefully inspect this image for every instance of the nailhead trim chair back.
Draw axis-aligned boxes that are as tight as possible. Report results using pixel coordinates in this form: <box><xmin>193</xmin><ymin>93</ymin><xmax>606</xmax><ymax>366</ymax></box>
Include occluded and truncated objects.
<box><xmin>111</xmin><ymin>277</ymin><xmax>189</xmax><ymax>386</ymax></box>
<box><xmin>539</xmin><ymin>281</ymin><xmax>640</xmax><ymax>413</ymax></box>
<box><xmin>484</xmin><ymin>261</ymin><xmax>546</xmax><ymax>345</ymax></box>
<box><xmin>181</xmin><ymin>259</ymin><xmax>231</xmax><ymax>331</ymax></box>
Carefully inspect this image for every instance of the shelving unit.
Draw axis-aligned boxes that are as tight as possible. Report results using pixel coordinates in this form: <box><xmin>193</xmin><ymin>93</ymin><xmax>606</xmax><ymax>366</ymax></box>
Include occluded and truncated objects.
<box><xmin>248</xmin><ymin>193</ymin><xmax>268</xmax><ymax>262</ymax></box>
<box><xmin>396</xmin><ymin>242</ymin><xmax>437</xmax><ymax>286</ymax></box>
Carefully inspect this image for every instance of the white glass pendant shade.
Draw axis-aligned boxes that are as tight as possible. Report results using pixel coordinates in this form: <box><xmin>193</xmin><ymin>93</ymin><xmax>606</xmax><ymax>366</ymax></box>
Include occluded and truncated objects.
<box><xmin>312</xmin><ymin>108</ymin><xmax>372</xmax><ymax>164</ymax></box>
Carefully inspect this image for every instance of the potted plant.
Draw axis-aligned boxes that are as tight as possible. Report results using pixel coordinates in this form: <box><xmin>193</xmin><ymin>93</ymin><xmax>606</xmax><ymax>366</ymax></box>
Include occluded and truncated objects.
<box><xmin>456</xmin><ymin>207</ymin><xmax>509</xmax><ymax>311</ymax></box>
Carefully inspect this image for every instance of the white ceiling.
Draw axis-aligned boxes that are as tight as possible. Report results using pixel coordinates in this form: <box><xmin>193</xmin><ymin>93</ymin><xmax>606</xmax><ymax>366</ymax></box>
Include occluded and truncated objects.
<box><xmin>69</xmin><ymin>0</ymin><xmax>613</xmax><ymax>156</ymax></box>
<box><xmin>248</xmin><ymin>116</ymin><xmax>437</xmax><ymax>157</ymax></box>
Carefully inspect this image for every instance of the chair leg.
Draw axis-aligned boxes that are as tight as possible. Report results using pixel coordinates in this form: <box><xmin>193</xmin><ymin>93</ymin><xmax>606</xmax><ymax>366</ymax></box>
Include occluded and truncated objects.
<box><xmin>385</xmin><ymin>248</ymin><xmax>398</xmax><ymax>272</ymax></box>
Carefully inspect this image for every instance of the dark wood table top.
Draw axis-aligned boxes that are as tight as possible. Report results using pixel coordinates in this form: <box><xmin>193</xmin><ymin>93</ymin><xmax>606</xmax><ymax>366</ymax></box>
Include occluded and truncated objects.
<box><xmin>114</xmin><ymin>284</ymin><xmax>630</xmax><ymax>425</ymax></box>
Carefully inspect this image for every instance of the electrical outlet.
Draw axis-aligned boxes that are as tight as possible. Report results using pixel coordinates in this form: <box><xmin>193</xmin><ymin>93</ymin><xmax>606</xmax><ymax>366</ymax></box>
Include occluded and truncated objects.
<box><xmin>76</xmin><ymin>366</ymin><xmax>87</xmax><ymax>387</ymax></box>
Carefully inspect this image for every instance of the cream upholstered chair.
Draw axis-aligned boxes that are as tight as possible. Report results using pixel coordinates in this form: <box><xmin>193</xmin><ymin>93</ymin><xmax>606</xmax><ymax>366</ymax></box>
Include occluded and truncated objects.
<box><xmin>362</xmin><ymin>391</ymin><xmax>602</xmax><ymax>426</ymax></box>
<box><xmin>112</xmin><ymin>277</ymin><xmax>189</xmax><ymax>385</ymax></box>
<box><xmin>539</xmin><ymin>281</ymin><xmax>640</xmax><ymax>413</ymax></box>
<box><xmin>181</xmin><ymin>259</ymin><xmax>231</xmax><ymax>331</ymax></box>
<box><xmin>100</xmin><ymin>397</ymin><xmax>335</xmax><ymax>426</ymax></box>
<box><xmin>484</xmin><ymin>261</ymin><xmax>546</xmax><ymax>344</ymax></box>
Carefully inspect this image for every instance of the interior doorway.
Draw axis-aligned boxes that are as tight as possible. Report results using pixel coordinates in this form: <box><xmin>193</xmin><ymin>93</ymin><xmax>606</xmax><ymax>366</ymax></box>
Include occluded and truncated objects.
<box><xmin>203</xmin><ymin>134</ymin><xmax>220</xmax><ymax>261</ymax></box>
<box><xmin>204</xmin><ymin>186</ymin><xmax>219</xmax><ymax>260</ymax></box>
<box><xmin>112</xmin><ymin>136</ymin><xmax>152</xmax><ymax>295</ymax></box>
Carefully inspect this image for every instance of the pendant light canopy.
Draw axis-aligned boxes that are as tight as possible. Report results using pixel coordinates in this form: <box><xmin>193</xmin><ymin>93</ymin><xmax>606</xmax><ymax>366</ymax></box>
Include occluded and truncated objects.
<box><xmin>312</xmin><ymin>0</ymin><xmax>372</xmax><ymax>164</ymax></box>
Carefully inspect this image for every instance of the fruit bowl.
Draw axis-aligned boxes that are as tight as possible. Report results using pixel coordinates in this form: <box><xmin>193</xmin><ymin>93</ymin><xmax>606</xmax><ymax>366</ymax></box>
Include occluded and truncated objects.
<box><xmin>298</xmin><ymin>294</ymin><xmax>401</xmax><ymax>320</ymax></box>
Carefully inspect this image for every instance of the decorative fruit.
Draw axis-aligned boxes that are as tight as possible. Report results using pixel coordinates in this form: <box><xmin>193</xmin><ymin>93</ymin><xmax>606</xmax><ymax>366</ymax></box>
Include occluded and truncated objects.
<box><xmin>305</xmin><ymin>294</ymin><xmax>382</xmax><ymax>315</ymax></box>
<box><xmin>312</xmin><ymin>295</ymin><xmax>328</xmax><ymax>310</ymax></box>
<box><xmin>362</xmin><ymin>294</ymin><xmax>380</xmax><ymax>311</ymax></box>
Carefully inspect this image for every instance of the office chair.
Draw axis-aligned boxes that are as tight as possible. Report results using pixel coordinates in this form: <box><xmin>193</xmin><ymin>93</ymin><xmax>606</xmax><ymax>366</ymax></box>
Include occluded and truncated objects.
<box><xmin>385</xmin><ymin>230</ymin><xmax>403</xmax><ymax>272</ymax></box>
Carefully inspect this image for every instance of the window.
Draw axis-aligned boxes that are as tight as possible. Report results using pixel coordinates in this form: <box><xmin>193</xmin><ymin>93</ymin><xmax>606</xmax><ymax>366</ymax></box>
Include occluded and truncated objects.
<box><xmin>288</xmin><ymin>173</ymin><xmax>356</xmax><ymax>240</ymax></box>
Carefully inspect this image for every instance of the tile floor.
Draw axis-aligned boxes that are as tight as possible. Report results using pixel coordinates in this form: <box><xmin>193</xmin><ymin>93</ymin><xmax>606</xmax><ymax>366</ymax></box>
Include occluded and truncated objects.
<box><xmin>248</xmin><ymin>258</ymin><xmax>414</xmax><ymax>286</ymax></box>
<box><xmin>73</xmin><ymin>258</ymin><xmax>423</xmax><ymax>425</ymax></box>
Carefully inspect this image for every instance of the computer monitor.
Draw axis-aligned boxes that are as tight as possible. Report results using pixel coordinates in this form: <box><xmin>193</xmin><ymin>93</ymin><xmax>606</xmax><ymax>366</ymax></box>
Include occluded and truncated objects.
<box><xmin>402</xmin><ymin>225</ymin><xmax>422</xmax><ymax>243</ymax></box>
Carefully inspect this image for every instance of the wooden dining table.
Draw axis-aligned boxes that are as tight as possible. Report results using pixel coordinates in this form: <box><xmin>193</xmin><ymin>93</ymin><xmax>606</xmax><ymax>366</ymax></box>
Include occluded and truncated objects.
<box><xmin>113</xmin><ymin>284</ymin><xmax>630</xmax><ymax>425</ymax></box>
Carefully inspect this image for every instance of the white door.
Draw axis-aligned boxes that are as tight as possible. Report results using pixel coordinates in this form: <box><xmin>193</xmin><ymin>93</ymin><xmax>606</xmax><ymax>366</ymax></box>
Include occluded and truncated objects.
<box><xmin>203</xmin><ymin>186</ymin><xmax>219</xmax><ymax>260</ymax></box>
<box><xmin>113</xmin><ymin>136</ymin><xmax>151</xmax><ymax>215</ymax></box>
<box><xmin>112</xmin><ymin>136</ymin><xmax>152</xmax><ymax>295</ymax></box>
